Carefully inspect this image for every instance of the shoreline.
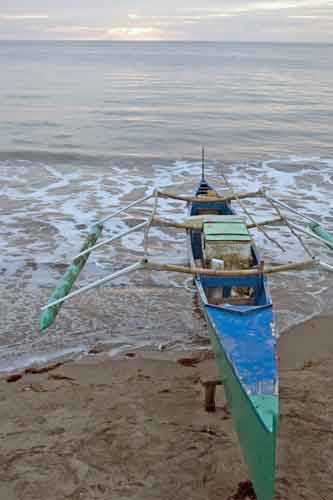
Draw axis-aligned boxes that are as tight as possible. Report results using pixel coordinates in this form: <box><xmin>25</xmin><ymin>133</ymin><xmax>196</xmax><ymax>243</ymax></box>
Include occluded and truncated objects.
<box><xmin>0</xmin><ymin>309</ymin><xmax>330</xmax><ymax>377</ymax></box>
<box><xmin>0</xmin><ymin>309</ymin><xmax>327</xmax><ymax>377</ymax></box>
<box><xmin>2</xmin><ymin>153</ymin><xmax>333</xmax><ymax>372</ymax></box>
<box><xmin>1</xmin><ymin>314</ymin><xmax>333</xmax><ymax>499</ymax></box>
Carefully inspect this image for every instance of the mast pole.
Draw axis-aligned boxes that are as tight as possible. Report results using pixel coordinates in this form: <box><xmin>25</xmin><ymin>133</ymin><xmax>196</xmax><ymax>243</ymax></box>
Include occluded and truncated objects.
<box><xmin>201</xmin><ymin>146</ymin><xmax>205</xmax><ymax>181</ymax></box>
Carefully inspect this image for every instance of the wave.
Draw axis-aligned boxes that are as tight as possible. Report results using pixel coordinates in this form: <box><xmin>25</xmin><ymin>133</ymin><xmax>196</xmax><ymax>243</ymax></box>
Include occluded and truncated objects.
<box><xmin>0</xmin><ymin>149</ymin><xmax>182</xmax><ymax>166</ymax></box>
<box><xmin>1</xmin><ymin>153</ymin><xmax>333</xmax><ymax>372</ymax></box>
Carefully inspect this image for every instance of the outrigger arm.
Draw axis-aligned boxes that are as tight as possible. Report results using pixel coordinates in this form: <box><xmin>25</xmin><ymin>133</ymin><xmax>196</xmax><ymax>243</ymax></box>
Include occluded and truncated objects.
<box><xmin>264</xmin><ymin>193</ymin><xmax>333</xmax><ymax>250</ymax></box>
<box><xmin>41</xmin><ymin>257</ymin><xmax>319</xmax><ymax>313</ymax></box>
<box><xmin>40</xmin><ymin>185</ymin><xmax>333</xmax><ymax>331</ymax></box>
<box><xmin>74</xmin><ymin>221</ymin><xmax>148</xmax><ymax>260</ymax></box>
<box><xmin>40</xmin><ymin>192</ymin><xmax>155</xmax><ymax>330</ymax></box>
<box><xmin>41</xmin><ymin>261</ymin><xmax>145</xmax><ymax>312</ymax></box>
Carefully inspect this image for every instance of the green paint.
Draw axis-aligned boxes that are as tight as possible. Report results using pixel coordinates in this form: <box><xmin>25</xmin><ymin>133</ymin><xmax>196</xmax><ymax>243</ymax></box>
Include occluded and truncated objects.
<box><xmin>208</xmin><ymin>322</ymin><xmax>278</xmax><ymax>500</ymax></box>
<box><xmin>205</xmin><ymin>234</ymin><xmax>252</xmax><ymax>242</ymax></box>
<box><xmin>40</xmin><ymin>223</ymin><xmax>103</xmax><ymax>331</ymax></box>
<box><xmin>309</xmin><ymin>222</ymin><xmax>333</xmax><ymax>249</ymax></box>
<box><xmin>206</xmin><ymin>216</ymin><xmax>245</xmax><ymax>223</ymax></box>
<box><xmin>204</xmin><ymin>220</ymin><xmax>251</xmax><ymax>237</ymax></box>
<box><xmin>250</xmin><ymin>395</ymin><xmax>279</xmax><ymax>432</ymax></box>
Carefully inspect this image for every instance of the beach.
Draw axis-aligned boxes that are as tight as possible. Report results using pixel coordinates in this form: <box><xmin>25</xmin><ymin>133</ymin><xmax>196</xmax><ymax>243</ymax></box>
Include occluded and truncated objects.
<box><xmin>1</xmin><ymin>40</ymin><xmax>333</xmax><ymax>500</ymax></box>
<box><xmin>1</xmin><ymin>314</ymin><xmax>332</xmax><ymax>500</ymax></box>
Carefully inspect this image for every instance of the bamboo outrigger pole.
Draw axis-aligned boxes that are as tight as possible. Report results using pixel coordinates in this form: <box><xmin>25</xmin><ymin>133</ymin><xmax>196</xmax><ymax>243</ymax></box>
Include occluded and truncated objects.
<box><xmin>70</xmin><ymin>215</ymin><xmax>285</xmax><ymax>262</ymax></box>
<box><xmin>156</xmin><ymin>189</ymin><xmax>264</xmax><ymax>204</ymax></box>
<box><xmin>144</xmin><ymin>259</ymin><xmax>316</xmax><ymax>276</ymax></box>
<box><xmin>151</xmin><ymin>215</ymin><xmax>285</xmax><ymax>231</ymax></box>
<box><xmin>41</xmin><ymin>258</ymin><xmax>318</xmax><ymax>312</ymax></box>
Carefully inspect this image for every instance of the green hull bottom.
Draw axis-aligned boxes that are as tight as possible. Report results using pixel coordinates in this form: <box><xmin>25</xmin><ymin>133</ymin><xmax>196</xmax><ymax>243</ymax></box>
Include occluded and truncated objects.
<box><xmin>207</xmin><ymin>322</ymin><xmax>278</xmax><ymax>500</ymax></box>
<box><xmin>40</xmin><ymin>223</ymin><xmax>103</xmax><ymax>331</ymax></box>
<box><xmin>309</xmin><ymin>222</ymin><xmax>333</xmax><ymax>249</ymax></box>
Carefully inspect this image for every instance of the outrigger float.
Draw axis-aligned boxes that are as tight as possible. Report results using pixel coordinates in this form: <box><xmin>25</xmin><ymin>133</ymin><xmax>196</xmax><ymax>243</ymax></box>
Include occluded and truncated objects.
<box><xmin>41</xmin><ymin>153</ymin><xmax>333</xmax><ymax>500</ymax></box>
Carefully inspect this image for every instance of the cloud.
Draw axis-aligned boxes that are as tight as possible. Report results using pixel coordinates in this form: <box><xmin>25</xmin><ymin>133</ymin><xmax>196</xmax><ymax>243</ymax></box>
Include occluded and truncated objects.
<box><xmin>0</xmin><ymin>14</ymin><xmax>49</xmax><ymax>21</ymax></box>
<box><xmin>1</xmin><ymin>0</ymin><xmax>333</xmax><ymax>41</ymax></box>
<box><xmin>107</xmin><ymin>26</ymin><xmax>163</xmax><ymax>40</ymax></box>
<box><xmin>183</xmin><ymin>0</ymin><xmax>333</xmax><ymax>16</ymax></box>
<box><xmin>241</xmin><ymin>0</ymin><xmax>333</xmax><ymax>13</ymax></box>
<box><xmin>289</xmin><ymin>13</ymin><xmax>333</xmax><ymax>19</ymax></box>
<box><xmin>128</xmin><ymin>13</ymin><xmax>224</xmax><ymax>22</ymax></box>
<box><xmin>47</xmin><ymin>25</ymin><xmax>105</xmax><ymax>35</ymax></box>
<box><xmin>127</xmin><ymin>1</ymin><xmax>333</xmax><ymax>27</ymax></box>
<box><xmin>45</xmin><ymin>24</ymin><xmax>164</xmax><ymax>41</ymax></box>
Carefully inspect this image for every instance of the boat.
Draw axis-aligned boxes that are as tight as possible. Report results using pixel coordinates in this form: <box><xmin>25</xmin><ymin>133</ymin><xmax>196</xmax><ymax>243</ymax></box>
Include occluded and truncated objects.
<box><xmin>187</xmin><ymin>175</ymin><xmax>278</xmax><ymax>500</ymax></box>
<box><xmin>40</xmin><ymin>153</ymin><xmax>333</xmax><ymax>500</ymax></box>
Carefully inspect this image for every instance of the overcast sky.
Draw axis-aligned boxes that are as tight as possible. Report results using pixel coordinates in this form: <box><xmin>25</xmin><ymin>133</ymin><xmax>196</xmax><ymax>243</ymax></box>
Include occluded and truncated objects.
<box><xmin>0</xmin><ymin>0</ymin><xmax>332</xmax><ymax>42</ymax></box>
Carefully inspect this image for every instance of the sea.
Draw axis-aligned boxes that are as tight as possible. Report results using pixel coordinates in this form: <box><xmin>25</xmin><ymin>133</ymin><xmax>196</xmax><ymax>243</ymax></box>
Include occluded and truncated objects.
<box><xmin>1</xmin><ymin>41</ymin><xmax>333</xmax><ymax>372</ymax></box>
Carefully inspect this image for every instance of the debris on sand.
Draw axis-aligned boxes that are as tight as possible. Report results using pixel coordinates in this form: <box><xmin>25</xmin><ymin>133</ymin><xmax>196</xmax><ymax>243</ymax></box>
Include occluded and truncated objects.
<box><xmin>229</xmin><ymin>480</ymin><xmax>257</xmax><ymax>500</ymax></box>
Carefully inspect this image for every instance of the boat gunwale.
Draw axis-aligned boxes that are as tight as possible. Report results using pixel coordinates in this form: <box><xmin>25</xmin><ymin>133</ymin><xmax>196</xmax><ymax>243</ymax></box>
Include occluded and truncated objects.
<box><xmin>205</xmin><ymin>302</ymin><xmax>273</xmax><ymax>315</ymax></box>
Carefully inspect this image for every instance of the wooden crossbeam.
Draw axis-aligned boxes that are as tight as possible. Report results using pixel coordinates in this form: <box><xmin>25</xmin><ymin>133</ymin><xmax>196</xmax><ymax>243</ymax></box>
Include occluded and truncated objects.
<box><xmin>157</xmin><ymin>189</ymin><xmax>264</xmax><ymax>204</ymax></box>
<box><xmin>247</xmin><ymin>217</ymin><xmax>285</xmax><ymax>229</ymax></box>
<box><xmin>151</xmin><ymin>215</ymin><xmax>285</xmax><ymax>231</ymax></box>
<box><xmin>144</xmin><ymin>259</ymin><xmax>316</xmax><ymax>276</ymax></box>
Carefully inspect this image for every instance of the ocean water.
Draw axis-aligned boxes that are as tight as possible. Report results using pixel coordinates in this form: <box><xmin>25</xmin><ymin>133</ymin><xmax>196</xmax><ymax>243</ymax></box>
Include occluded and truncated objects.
<box><xmin>1</xmin><ymin>41</ymin><xmax>333</xmax><ymax>371</ymax></box>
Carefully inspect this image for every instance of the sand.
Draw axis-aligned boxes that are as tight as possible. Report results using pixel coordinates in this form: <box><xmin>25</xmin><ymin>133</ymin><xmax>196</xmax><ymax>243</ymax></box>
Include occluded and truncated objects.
<box><xmin>1</xmin><ymin>315</ymin><xmax>333</xmax><ymax>500</ymax></box>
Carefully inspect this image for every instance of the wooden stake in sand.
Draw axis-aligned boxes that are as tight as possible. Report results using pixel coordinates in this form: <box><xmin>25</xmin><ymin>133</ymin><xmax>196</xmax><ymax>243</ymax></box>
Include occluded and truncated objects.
<box><xmin>201</xmin><ymin>379</ymin><xmax>222</xmax><ymax>412</ymax></box>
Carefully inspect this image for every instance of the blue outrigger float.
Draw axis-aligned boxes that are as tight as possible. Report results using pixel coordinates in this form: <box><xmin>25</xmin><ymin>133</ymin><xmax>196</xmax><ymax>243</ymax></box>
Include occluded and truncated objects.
<box><xmin>41</xmin><ymin>155</ymin><xmax>333</xmax><ymax>500</ymax></box>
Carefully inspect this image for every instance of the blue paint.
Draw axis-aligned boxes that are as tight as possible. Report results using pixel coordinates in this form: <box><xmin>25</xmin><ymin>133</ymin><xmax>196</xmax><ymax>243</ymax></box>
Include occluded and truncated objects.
<box><xmin>205</xmin><ymin>304</ymin><xmax>276</xmax><ymax>395</ymax></box>
<box><xmin>199</xmin><ymin>275</ymin><xmax>261</xmax><ymax>290</ymax></box>
<box><xmin>207</xmin><ymin>303</ymin><xmax>272</xmax><ymax>314</ymax></box>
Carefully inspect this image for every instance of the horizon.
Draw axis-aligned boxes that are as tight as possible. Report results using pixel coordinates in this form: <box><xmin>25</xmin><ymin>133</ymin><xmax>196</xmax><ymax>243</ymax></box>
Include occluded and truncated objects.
<box><xmin>1</xmin><ymin>39</ymin><xmax>333</xmax><ymax>45</ymax></box>
<box><xmin>0</xmin><ymin>1</ymin><xmax>333</xmax><ymax>43</ymax></box>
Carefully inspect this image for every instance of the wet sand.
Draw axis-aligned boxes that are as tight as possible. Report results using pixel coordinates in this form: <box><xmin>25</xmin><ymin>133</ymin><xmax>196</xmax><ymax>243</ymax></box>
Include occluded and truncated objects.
<box><xmin>1</xmin><ymin>315</ymin><xmax>333</xmax><ymax>500</ymax></box>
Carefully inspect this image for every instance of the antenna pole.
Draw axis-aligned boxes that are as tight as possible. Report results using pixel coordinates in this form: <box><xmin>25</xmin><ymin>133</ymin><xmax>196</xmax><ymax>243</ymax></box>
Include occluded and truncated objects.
<box><xmin>201</xmin><ymin>147</ymin><xmax>205</xmax><ymax>180</ymax></box>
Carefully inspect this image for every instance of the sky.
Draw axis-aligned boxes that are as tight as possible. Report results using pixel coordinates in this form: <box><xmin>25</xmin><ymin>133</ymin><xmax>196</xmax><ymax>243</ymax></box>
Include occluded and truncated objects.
<box><xmin>0</xmin><ymin>0</ymin><xmax>332</xmax><ymax>42</ymax></box>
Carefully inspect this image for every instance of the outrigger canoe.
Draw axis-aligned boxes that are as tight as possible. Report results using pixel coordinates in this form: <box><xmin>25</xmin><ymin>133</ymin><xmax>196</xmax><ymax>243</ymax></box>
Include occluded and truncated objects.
<box><xmin>40</xmin><ymin>156</ymin><xmax>333</xmax><ymax>500</ymax></box>
<box><xmin>187</xmin><ymin>177</ymin><xmax>278</xmax><ymax>500</ymax></box>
